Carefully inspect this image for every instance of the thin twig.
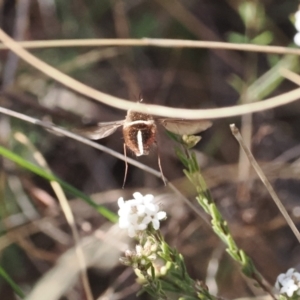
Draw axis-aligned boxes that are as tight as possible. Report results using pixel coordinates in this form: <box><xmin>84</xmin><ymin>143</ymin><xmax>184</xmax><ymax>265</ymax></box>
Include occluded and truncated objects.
<box><xmin>0</xmin><ymin>38</ymin><xmax>298</xmax><ymax>56</ymax></box>
<box><xmin>0</xmin><ymin>29</ymin><xmax>299</xmax><ymax>119</ymax></box>
<box><xmin>230</xmin><ymin>124</ymin><xmax>300</xmax><ymax>243</ymax></box>
<box><xmin>280</xmin><ymin>67</ymin><xmax>300</xmax><ymax>86</ymax></box>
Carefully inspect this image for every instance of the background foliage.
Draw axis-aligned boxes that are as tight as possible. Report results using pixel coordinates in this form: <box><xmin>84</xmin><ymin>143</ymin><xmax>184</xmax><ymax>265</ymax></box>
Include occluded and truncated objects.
<box><xmin>0</xmin><ymin>0</ymin><xmax>299</xmax><ymax>299</ymax></box>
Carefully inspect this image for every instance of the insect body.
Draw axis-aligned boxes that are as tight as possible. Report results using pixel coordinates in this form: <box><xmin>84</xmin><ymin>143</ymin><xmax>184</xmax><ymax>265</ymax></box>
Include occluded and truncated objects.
<box><xmin>123</xmin><ymin>110</ymin><xmax>156</xmax><ymax>156</ymax></box>
<box><xmin>78</xmin><ymin>108</ymin><xmax>212</xmax><ymax>186</ymax></box>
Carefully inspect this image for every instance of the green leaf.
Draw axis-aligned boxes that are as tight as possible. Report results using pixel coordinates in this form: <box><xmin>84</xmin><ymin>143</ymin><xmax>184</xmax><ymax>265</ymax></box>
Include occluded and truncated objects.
<box><xmin>0</xmin><ymin>265</ymin><xmax>25</xmax><ymax>298</ymax></box>
<box><xmin>251</xmin><ymin>31</ymin><xmax>273</xmax><ymax>45</ymax></box>
<box><xmin>0</xmin><ymin>146</ymin><xmax>117</xmax><ymax>222</ymax></box>
<box><xmin>227</xmin><ymin>73</ymin><xmax>245</xmax><ymax>93</ymax></box>
<box><xmin>209</xmin><ymin>204</ymin><xmax>223</xmax><ymax>222</ymax></box>
<box><xmin>238</xmin><ymin>2</ymin><xmax>265</xmax><ymax>30</ymax></box>
<box><xmin>191</xmin><ymin>153</ymin><xmax>200</xmax><ymax>172</ymax></box>
<box><xmin>247</xmin><ymin>55</ymin><xmax>299</xmax><ymax>100</ymax></box>
<box><xmin>175</xmin><ymin>149</ymin><xmax>190</xmax><ymax>168</ymax></box>
<box><xmin>227</xmin><ymin>32</ymin><xmax>248</xmax><ymax>43</ymax></box>
<box><xmin>141</xmin><ymin>286</ymin><xmax>156</xmax><ymax>297</ymax></box>
<box><xmin>240</xmin><ymin>250</ymin><xmax>256</xmax><ymax>276</ymax></box>
<box><xmin>165</xmin><ymin>131</ymin><xmax>182</xmax><ymax>143</ymax></box>
<box><xmin>267</xmin><ymin>54</ymin><xmax>281</xmax><ymax>67</ymax></box>
<box><xmin>239</xmin><ymin>1</ymin><xmax>257</xmax><ymax>26</ymax></box>
<box><xmin>196</xmin><ymin>196</ymin><xmax>210</xmax><ymax>213</ymax></box>
<box><xmin>150</xmin><ymin>265</ymin><xmax>156</xmax><ymax>279</ymax></box>
<box><xmin>225</xmin><ymin>248</ymin><xmax>240</xmax><ymax>261</ymax></box>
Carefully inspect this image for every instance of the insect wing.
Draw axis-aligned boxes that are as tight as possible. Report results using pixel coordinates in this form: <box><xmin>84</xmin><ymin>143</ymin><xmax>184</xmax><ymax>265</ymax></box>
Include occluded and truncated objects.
<box><xmin>76</xmin><ymin>120</ymin><xmax>124</xmax><ymax>140</ymax></box>
<box><xmin>159</xmin><ymin>119</ymin><xmax>212</xmax><ymax>135</ymax></box>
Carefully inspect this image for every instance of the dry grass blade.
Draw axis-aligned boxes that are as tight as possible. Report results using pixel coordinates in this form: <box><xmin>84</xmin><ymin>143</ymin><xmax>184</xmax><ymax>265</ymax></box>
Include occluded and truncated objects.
<box><xmin>235</xmin><ymin>297</ymin><xmax>273</xmax><ymax>300</ymax></box>
<box><xmin>0</xmin><ymin>29</ymin><xmax>299</xmax><ymax>118</ymax></box>
<box><xmin>280</xmin><ymin>67</ymin><xmax>300</xmax><ymax>85</ymax></box>
<box><xmin>0</xmin><ymin>38</ymin><xmax>299</xmax><ymax>55</ymax></box>
<box><xmin>230</xmin><ymin>124</ymin><xmax>300</xmax><ymax>244</ymax></box>
<box><xmin>14</xmin><ymin>132</ymin><xmax>93</xmax><ymax>300</ymax></box>
<box><xmin>25</xmin><ymin>225</ymin><xmax>128</xmax><ymax>300</ymax></box>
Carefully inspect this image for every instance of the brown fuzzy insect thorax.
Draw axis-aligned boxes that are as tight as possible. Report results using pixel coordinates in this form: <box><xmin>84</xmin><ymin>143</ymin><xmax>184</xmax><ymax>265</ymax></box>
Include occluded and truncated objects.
<box><xmin>125</xmin><ymin>110</ymin><xmax>153</xmax><ymax>122</ymax></box>
<box><xmin>123</xmin><ymin>110</ymin><xmax>156</xmax><ymax>156</ymax></box>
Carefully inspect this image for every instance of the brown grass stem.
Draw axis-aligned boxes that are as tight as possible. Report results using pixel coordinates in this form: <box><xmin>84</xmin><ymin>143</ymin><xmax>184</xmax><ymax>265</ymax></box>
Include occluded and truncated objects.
<box><xmin>230</xmin><ymin>124</ymin><xmax>300</xmax><ymax>244</ymax></box>
<box><xmin>0</xmin><ymin>38</ymin><xmax>298</xmax><ymax>56</ymax></box>
<box><xmin>0</xmin><ymin>29</ymin><xmax>299</xmax><ymax>119</ymax></box>
<box><xmin>14</xmin><ymin>132</ymin><xmax>94</xmax><ymax>300</ymax></box>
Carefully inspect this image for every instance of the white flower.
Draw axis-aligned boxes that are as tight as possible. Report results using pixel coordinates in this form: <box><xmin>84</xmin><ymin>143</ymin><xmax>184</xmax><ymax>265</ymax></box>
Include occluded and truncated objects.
<box><xmin>294</xmin><ymin>32</ymin><xmax>300</xmax><ymax>47</ymax></box>
<box><xmin>117</xmin><ymin>192</ymin><xmax>167</xmax><ymax>237</ymax></box>
<box><xmin>275</xmin><ymin>268</ymin><xmax>300</xmax><ymax>297</ymax></box>
<box><xmin>295</xmin><ymin>10</ymin><xmax>300</xmax><ymax>46</ymax></box>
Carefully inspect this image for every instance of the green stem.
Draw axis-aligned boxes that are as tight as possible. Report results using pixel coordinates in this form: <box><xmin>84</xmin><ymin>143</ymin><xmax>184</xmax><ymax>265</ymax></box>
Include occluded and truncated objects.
<box><xmin>0</xmin><ymin>265</ymin><xmax>25</xmax><ymax>298</ymax></box>
<box><xmin>177</xmin><ymin>147</ymin><xmax>276</xmax><ymax>299</ymax></box>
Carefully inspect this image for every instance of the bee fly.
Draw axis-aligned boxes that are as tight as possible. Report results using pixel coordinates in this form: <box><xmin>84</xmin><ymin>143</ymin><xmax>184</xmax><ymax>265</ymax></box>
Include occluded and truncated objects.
<box><xmin>78</xmin><ymin>105</ymin><xmax>212</xmax><ymax>186</ymax></box>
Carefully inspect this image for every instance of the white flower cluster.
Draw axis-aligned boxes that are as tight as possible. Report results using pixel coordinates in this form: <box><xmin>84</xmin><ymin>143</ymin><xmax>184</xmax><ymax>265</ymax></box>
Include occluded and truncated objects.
<box><xmin>118</xmin><ymin>192</ymin><xmax>167</xmax><ymax>237</ymax></box>
<box><xmin>294</xmin><ymin>10</ymin><xmax>300</xmax><ymax>46</ymax></box>
<box><xmin>275</xmin><ymin>268</ymin><xmax>300</xmax><ymax>298</ymax></box>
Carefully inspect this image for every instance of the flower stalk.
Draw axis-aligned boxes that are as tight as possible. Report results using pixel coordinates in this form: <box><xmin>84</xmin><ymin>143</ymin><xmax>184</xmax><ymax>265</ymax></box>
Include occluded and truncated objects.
<box><xmin>118</xmin><ymin>193</ymin><xmax>219</xmax><ymax>299</ymax></box>
<box><xmin>174</xmin><ymin>135</ymin><xmax>276</xmax><ymax>299</ymax></box>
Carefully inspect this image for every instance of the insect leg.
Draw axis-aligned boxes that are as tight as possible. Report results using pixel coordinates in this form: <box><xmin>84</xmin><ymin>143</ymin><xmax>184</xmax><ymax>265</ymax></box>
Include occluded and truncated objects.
<box><xmin>155</xmin><ymin>141</ymin><xmax>167</xmax><ymax>186</ymax></box>
<box><xmin>122</xmin><ymin>143</ymin><xmax>128</xmax><ymax>189</ymax></box>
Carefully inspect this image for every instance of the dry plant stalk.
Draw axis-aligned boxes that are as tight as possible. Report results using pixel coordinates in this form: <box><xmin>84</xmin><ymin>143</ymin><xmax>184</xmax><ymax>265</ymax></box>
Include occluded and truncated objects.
<box><xmin>230</xmin><ymin>124</ymin><xmax>300</xmax><ymax>243</ymax></box>
<box><xmin>0</xmin><ymin>38</ymin><xmax>300</xmax><ymax>55</ymax></box>
<box><xmin>0</xmin><ymin>29</ymin><xmax>299</xmax><ymax>119</ymax></box>
<box><xmin>14</xmin><ymin>132</ymin><xmax>94</xmax><ymax>300</ymax></box>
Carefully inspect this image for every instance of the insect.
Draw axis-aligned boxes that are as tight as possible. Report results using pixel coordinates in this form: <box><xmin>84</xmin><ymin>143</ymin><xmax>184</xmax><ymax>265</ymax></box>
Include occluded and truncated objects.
<box><xmin>78</xmin><ymin>106</ymin><xmax>212</xmax><ymax>186</ymax></box>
